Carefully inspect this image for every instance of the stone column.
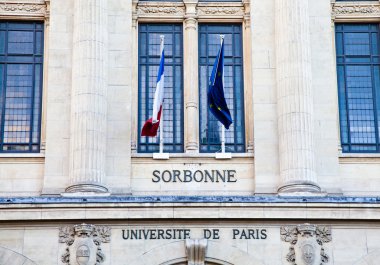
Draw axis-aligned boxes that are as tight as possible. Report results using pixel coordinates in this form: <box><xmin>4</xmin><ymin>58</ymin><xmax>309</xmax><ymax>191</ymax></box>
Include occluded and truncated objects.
<box><xmin>66</xmin><ymin>0</ymin><xmax>109</xmax><ymax>194</ymax></box>
<box><xmin>243</xmin><ymin>0</ymin><xmax>254</xmax><ymax>153</ymax></box>
<box><xmin>184</xmin><ymin>0</ymin><xmax>199</xmax><ymax>153</ymax></box>
<box><xmin>275</xmin><ymin>0</ymin><xmax>320</xmax><ymax>193</ymax></box>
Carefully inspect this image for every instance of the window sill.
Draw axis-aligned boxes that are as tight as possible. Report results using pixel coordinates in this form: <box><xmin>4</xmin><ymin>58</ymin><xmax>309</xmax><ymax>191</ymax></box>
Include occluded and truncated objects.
<box><xmin>131</xmin><ymin>152</ymin><xmax>254</xmax><ymax>159</ymax></box>
<box><xmin>0</xmin><ymin>153</ymin><xmax>45</xmax><ymax>159</ymax></box>
<box><xmin>339</xmin><ymin>152</ymin><xmax>380</xmax><ymax>158</ymax></box>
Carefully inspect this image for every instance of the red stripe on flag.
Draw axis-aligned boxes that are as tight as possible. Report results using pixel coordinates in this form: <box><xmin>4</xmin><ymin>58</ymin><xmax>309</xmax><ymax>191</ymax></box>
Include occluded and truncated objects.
<box><xmin>141</xmin><ymin>107</ymin><xmax>162</xmax><ymax>137</ymax></box>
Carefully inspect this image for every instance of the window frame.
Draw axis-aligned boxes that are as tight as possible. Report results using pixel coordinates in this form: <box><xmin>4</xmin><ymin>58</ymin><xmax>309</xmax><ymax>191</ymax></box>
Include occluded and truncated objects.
<box><xmin>198</xmin><ymin>23</ymin><xmax>246</xmax><ymax>153</ymax></box>
<box><xmin>335</xmin><ymin>23</ymin><xmax>380</xmax><ymax>153</ymax></box>
<box><xmin>0</xmin><ymin>21</ymin><xmax>44</xmax><ymax>153</ymax></box>
<box><xmin>137</xmin><ymin>23</ymin><xmax>184</xmax><ymax>153</ymax></box>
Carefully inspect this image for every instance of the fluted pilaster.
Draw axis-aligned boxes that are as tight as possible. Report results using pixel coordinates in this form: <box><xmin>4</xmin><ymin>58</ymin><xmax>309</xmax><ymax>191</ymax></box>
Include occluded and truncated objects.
<box><xmin>275</xmin><ymin>0</ymin><xmax>320</xmax><ymax>193</ymax></box>
<box><xmin>66</xmin><ymin>0</ymin><xmax>108</xmax><ymax>194</ymax></box>
<box><xmin>184</xmin><ymin>1</ymin><xmax>199</xmax><ymax>153</ymax></box>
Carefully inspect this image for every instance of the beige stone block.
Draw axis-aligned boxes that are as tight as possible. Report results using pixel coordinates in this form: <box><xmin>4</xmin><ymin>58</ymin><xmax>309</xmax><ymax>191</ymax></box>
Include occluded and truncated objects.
<box><xmin>109</xmin><ymin>51</ymin><xmax>131</xmax><ymax>68</ymax></box>
<box><xmin>333</xmin><ymin>228</ymin><xmax>368</xmax><ymax>263</ymax></box>
<box><xmin>23</xmin><ymin>228</ymin><xmax>58</xmax><ymax>265</ymax></box>
<box><xmin>48</xmin><ymin>50</ymin><xmax>72</xmax><ymax>68</ymax></box>
<box><xmin>49</xmin><ymin>32</ymin><xmax>73</xmax><ymax>50</ymax></box>
<box><xmin>0</xmin><ymin>229</ymin><xmax>24</xmax><ymax>253</ymax></box>
<box><xmin>0</xmin><ymin>210</ymin><xmax>41</xmax><ymax>220</ymax></box>
<box><xmin>51</xmin><ymin>0</ymin><xmax>73</xmax><ymax>15</ymax></box>
<box><xmin>41</xmin><ymin>209</ymin><xmax>86</xmax><ymax>220</ymax></box>
<box><xmin>109</xmin><ymin>34</ymin><xmax>129</xmax><ymax>51</ymax></box>
<box><xmin>48</xmin><ymin>67</ymin><xmax>72</xmax><ymax>86</ymax></box>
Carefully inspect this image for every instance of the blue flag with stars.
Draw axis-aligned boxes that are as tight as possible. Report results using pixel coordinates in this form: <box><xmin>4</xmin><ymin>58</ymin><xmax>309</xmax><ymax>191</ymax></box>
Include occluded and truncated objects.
<box><xmin>208</xmin><ymin>38</ymin><xmax>233</xmax><ymax>130</ymax></box>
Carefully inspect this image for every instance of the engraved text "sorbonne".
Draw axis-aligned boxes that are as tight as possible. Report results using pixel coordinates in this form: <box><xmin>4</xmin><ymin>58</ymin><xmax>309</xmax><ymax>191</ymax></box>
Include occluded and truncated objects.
<box><xmin>152</xmin><ymin>169</ymin><xmax>237</xmax><ymax>183</ymax></box>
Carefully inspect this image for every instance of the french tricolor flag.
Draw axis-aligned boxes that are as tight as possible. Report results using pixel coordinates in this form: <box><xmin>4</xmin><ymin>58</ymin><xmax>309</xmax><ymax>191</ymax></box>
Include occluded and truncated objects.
<box><xmin>141</xmin><ymin>37</ymin><xmax>165</xmax><ymax>137</ymax></box>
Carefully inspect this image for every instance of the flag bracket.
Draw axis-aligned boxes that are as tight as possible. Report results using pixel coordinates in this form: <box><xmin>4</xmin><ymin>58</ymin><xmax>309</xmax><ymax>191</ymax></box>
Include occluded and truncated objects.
<box><xmin>153</xmin><ymin>152</ymin><xmax>170</xmax><ymax>160</ymax></box>
<box><xmin>215</xmin><ymin>152</ymin><xmax>231</xmax><ymax>159</ymax></box>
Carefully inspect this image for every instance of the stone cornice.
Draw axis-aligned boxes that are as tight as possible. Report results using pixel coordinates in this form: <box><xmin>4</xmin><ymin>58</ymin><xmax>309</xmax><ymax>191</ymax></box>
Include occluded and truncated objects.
<box><xmin>332</xmin><ymin>1</ymin><xmax>380</xmax><ymax>21</ymax></box>
<box><xmin>0</xmin><ymin>0</ymin><xmax>48</xmax><ymax>19</ymax></box>
<box><xmin>1</xmin><ymin>196</ymin><xmax>380</xmax><ymax>221</ymax></box>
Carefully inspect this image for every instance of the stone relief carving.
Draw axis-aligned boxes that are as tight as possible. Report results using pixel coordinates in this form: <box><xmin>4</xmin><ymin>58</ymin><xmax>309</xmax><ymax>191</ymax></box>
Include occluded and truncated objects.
<box><xmin>281</xmin><ymin>224</ymin><xmax>332</xmax><ymax>265</ymax></box>
<box><xmin>59</xmin><ymin>223</ymin><xmax>111</xmax><ymax>265</ymax></box>
<box><xmin>197</xmin><ymin>6</ymin><xmax>244</xmax><ymax>16</ymax></box>
<box><xmin>137</xmin><ymin>3</ymin><xmax>185</xmax><ymax>16</ymax></box>
<box><xmin>0</xmin><ymin>3</ymin><xmax>44</xmax><ymax>12</ymax></box>
<box><xmin>332</xmin><ymin>3</ymin><xmax>380</xmax><ymax>17</ymax></box>
<box><xmin>0</xmin><ymin>1</ymin><xmax>48</xmax><ymax>19</ymax></box>
<box><xmin>186</xmin><ymin>239</ymin><xmax>208</xmax><ymax>265</ymax></box>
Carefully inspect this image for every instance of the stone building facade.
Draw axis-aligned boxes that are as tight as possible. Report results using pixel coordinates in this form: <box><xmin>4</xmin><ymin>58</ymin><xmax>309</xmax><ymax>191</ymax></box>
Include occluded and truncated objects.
<box><xmin>0</xmin><ymin>0</ymin><xmax>379</xmax><ymax>264</ymax></box>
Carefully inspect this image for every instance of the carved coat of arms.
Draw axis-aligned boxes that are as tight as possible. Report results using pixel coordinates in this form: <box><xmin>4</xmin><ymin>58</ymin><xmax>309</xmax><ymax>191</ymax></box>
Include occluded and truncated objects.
<box><xmin>59</xmin><ymin>223</ymin><xmax>111</xmax><ymax>265</ymax></box>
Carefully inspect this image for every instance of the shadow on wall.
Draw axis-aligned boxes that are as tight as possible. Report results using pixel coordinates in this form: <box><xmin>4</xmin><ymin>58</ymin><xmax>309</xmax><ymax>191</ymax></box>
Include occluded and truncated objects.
<box><xmin>0</xmin><ymin>246</ymin><xmax>37</xmax><ymax>265</ymax></box>
<box><xmin>129</xmin><ymin>240</ymin><xmax>264</xmax><ymax>265</ymax></box>
<box><xmin>354</xmin><ymin>250</ymin><xmax>380</xmax><ymax>265</ymax></box>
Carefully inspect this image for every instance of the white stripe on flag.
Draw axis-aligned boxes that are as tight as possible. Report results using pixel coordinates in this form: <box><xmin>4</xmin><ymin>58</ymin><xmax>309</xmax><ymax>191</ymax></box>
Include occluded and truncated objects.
<box><xmin>152</xmin><ymin>50</ymin><xmax>164</xmax><ymax>123</ymax></box>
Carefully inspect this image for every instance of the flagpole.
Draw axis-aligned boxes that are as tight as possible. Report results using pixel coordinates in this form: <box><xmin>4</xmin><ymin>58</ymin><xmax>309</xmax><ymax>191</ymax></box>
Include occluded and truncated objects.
<box><xmin>220</xmin><ymin>35</ymin><xmax>226</xmax><ymax>154</ymax></box>
<box><xmin>159</xmin><ymin>35</ymin><xmax>165</xmax><ymax>154</ymax></box>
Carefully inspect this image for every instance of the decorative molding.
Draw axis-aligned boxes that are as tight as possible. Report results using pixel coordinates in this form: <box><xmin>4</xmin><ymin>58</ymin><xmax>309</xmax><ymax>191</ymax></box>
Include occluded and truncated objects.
<box><xmin>281</xmin><ymin>224</ymin><xmax>332</xmax><ymax>265</ymax></box>
<box><xmin>197</xmin><ymin>5</ymin><xmax>244</xmax><ymax>17</ymax></box>
<box><xmin>136</xmin><ymin>2</ymin><xmax>185</xmax><ymax>19</ymax></box>
<box><xmin>186</xmin><ymin>239</ymin><xmax>208</xmax><ymax>265</ymax></box>
<box><xmin>136</xmin><ymin>1</ymin><xmax>247</xmax><ymax>21</ymax></box>
<box><xmin>332</xmin><ymin>2</ymin><xmax>380</xmax><ymax>20</ymax></box>
<box><xmin>0</xmin><ymin>1</ymin><xmax>47</xmax><ymax>18</ymax></box>
<box><xmin>59</xmin><ymin>223</ymin><xmax>111</xmax><ymax>265</ymax></box>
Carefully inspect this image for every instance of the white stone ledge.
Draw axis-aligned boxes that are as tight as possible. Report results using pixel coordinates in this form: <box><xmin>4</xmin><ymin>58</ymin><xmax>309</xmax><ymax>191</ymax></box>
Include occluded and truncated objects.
<box><xmin>0</xmin><ymin>202</ymin><xmax>380</xmax><ymax>221</ymax></box>
<box><xmin>132</xmin><ymin>153</ymin><xmax>254</xmax><ymax>159</ymax></box>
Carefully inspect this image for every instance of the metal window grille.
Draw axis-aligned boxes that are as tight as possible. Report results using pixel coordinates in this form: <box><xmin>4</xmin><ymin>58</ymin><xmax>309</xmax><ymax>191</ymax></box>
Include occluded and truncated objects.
<box><xmin>138</xmin><ymin>24</ymin><xmax>184</xmax><ymax>153</ymax></box>
<box><xmin>336</xmin><ymin>23</ymin><xmax>380</xmax><ymax>152</ymax></box>
<box><xmin>198</xmin><ymin>24</ymin><xmax>245</xmax><ymax>153</ymax></box>
<box><xmin>0</xmin><ymin>22</ymin><xmax>43</xmax><ymax>152</ymax></box>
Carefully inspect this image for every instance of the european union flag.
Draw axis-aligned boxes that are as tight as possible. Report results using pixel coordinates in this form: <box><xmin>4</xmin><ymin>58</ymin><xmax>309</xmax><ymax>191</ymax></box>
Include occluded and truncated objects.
<box><xmin>208</xmin><ymin>38</ymin><xmax>233</xmax><ymax>130</ymax></box>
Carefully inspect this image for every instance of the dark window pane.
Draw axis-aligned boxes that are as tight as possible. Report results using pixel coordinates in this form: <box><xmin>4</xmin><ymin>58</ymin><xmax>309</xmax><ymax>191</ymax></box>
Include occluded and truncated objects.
<box><xmin>199</xmin><ymin>24</ymin><xmax>245</xmax><ymax>153</ymax></box>
<box><xmin>336</xmin><ymin>23</ymin><xmax>380</xmax><ymax>152</ymax></box>
<box><xmin>0</xmin><ymin>22</ymin><xmax>43</xmax><ymax>152</ymax></box>
<box><xmin>138</xmin><ymin>24</ymin><xmax>183</xmax><ymax>153</ymax></box>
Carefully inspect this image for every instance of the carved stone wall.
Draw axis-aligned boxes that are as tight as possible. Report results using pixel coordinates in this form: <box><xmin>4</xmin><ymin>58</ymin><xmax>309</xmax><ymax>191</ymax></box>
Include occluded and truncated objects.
<box><xmin>134</xmin><ymin>1</ymin><xmax>246</xmax><ymax>22</ymax></box>
<box><xmin>0</xmin><ymin>0</ymin><xmax>48</xmax><ymax>19</ymax></box>
<box><xmin>281</xmin><ymin>224</ymin><xmax>332</xmax><ymax>265</ymax></box>
<box><xmin>332</xmin><ymin>1</ymin><xmax>380</xmax><ymax>21</ymax></box>
<box><xmin>59</xmin><ymin>224</ymin><xmax>111</xmax><ymax>265</ymax></box>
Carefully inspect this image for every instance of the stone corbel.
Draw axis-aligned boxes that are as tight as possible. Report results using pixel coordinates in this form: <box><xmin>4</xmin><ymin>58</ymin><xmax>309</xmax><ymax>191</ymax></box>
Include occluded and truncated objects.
<box><xmin>59</xmin><ymin>223</ymin><xmax>111</xmax><ymax>265</ymax></box>
<box><xmin>242</xmin><ymin>0</ymin><xmax>251</xmax><ymax>29</ymax></box>
<box><xmin>281</xmin><ymin>224</ymin><xmax>332</xmax><ymax>265</ymax></box>
<box><xmin>186</xmin><ymin>239</ymin><xmax>208</xmax><ymax>265</ymax></box>
<box><xmin>0</xmin><ymin>0</ymin><xmax>48</xmax><ymax>19</ymax></box>
<box><xmin>332</xmin><ymin>1</ymin><xmax>380</xmax><ymax>21</ymax></box>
